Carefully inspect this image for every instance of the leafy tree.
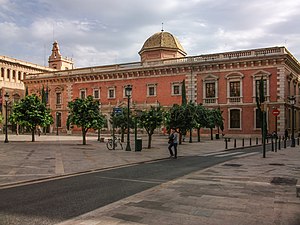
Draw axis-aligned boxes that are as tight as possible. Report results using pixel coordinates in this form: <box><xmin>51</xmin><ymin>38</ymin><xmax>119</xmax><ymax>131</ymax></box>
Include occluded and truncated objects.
<box><xmin>139</xmin><ymin>106</ymin><xmax>163</xmax><ymax>149</ymax></box>
<box><xmin>168</xmin><ymin>103</ymin><xmax>195</xmax><ymax>144</ymax></box>
<box><xmin>111</xmin><ymin>107</ymin><xmax>133</xmax><ymax>142</ymax></box>
<box><xmin>194</xmin><ymin>104</ymin><xmax>208</xmax><ymax>142</ymax></box>
<box><xmin>67</xmin><ymin>96</ymin><xmax>105</xmax><ymax>145</ymax></box>
<box><xmin>10</xmin><ymin>95</ymin><xmax>53</xmax><ymax>142</ymax></box>
<box><xmin>0</xmin><ymin>114</ymin><xmax>3</xmax><ymax>124</ymax></box>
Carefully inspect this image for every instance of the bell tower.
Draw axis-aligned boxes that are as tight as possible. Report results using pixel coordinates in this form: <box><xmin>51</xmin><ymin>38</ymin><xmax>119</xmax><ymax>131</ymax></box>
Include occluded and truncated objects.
<box><xmin>48</xmin><ymin>41</ymin><xmax>74</xmax><ymax>70</ymax></box>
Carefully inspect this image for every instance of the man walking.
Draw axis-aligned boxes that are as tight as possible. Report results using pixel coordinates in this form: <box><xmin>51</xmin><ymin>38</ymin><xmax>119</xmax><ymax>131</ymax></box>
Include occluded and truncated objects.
<box><xmin>168</xmin><ymin>128</ymin><xmax>178</xmax><ymax>159</ymax></box>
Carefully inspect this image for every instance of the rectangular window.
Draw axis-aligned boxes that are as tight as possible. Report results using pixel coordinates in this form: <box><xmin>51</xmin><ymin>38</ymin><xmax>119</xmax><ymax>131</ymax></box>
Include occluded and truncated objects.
<box><xmin>172</xmin><ymin>85</ymin><xmax>181</xmax><ymax>95</ymax></box>
<box><xmin>94</xmin><ymin>89</ymin><xmax>100</xmax><ymax>99</ymax></box>
<box><xmin>56</xmin><ymin>93</ymin><xmax>62</xmax><ymax>105</ymax></box>
<box><xmin>229</xmin><ymin>81</ymin><xmax>240</xmax><ymax>97</ymax></box>
<box><xmin>205</xmin><ymin>83</ymin><xmax>215</xmax><ymax>98</ymax></box>
<box><xmin>108</xmin><ymin>88</ymin><xmax>115</xmax><ymax>99</ymax></box>
<box><xmin>80</xmin><ymin>90</ymin><xmax>86</xmax><ymax>99</ymax></box>
<box><xmin>255</xmin><ymin>109</ymin><xmax>262</xmax><ymax>129</ymax></box>
<box><xmin>147</xmin><ymin>85</ymin><xmax>156</xmax><ymax>96</ymax></box>
<box><xmin>255</xmin><ymin>80</ymin><xmax>267</xmax><ymax>97</ymax></box>
<box><xmin>230</xmin><ymin>109</ymin><xmax>240</xmax><ymax>129</ymax></box>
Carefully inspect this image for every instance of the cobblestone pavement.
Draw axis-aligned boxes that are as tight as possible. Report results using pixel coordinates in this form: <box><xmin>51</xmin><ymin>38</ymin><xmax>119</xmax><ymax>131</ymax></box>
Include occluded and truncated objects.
<box><xmin>0</xmin><ymin>134</ymin><xmax>299</xmax><ymax>225</ymax></box>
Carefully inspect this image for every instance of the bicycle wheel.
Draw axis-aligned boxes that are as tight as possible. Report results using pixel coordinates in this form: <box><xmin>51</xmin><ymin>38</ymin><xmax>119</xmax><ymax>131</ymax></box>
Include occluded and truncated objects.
<box><xmin>106</xmin><ymin>140</ymin><xmax>113</xmax><ymax>150</ymax></box>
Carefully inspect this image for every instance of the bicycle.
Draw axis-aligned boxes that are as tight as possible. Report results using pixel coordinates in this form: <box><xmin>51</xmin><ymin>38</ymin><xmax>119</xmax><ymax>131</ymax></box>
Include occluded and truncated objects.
<box><xmin>106</xmin><ymin>136</ymin><xmax>123</xmax><ymax>150</ymax></box>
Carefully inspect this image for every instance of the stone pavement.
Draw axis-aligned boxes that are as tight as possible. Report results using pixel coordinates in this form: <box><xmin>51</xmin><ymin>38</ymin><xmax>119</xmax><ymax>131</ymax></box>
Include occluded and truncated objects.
<box><xmin>0</xmin><ymin>134</ymin><xmax>300</xmax><ymax>225</ymax></box>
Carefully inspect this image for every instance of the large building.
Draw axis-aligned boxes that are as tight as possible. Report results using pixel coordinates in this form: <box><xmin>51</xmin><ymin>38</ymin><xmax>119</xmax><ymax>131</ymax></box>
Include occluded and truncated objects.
<box><xmin>12</xmin><ymin>31</ymin><xmax>300</xmax><ymax>136</ymax></box>
<box><xmin>0</xmin><ymin>41</ymin><xmax>73</xmax><ymax>132</ymax></box>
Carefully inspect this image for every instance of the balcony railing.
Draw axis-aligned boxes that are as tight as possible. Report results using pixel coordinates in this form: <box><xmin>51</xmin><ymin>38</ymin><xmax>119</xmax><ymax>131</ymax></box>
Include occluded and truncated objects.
<box><xmin>228</xmin><ymin>97</ymin><xmax>241</xmax><ymax>103</ymax></box>
<box><xmin>204</xmin><ymin>98</ymin><xmax>217</xmax><ymax>104</ymax></box>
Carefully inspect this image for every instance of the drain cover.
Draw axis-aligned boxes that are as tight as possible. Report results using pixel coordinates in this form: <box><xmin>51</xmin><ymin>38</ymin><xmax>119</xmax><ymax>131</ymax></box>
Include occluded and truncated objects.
<box><xmin>223</xmin><ymin>163</ymin><xmax>242</xmax><ymax>167</ymax></box>
<box><xmin>270</xmin><ymin>177</ymin><xmax>297</xmax><ymax>185</ymax></box>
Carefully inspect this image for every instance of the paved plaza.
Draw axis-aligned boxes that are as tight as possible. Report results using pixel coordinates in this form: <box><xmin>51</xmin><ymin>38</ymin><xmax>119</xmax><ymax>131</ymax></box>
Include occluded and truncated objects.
<box><xmin>0</xmin><ymin>133</ymin><xmax>299</xmax><ymax>225</ymax></box>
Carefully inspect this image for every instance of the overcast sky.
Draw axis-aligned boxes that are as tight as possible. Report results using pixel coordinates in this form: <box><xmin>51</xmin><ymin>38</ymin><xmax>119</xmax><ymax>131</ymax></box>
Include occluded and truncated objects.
<box><xmin>1</xmin><ymin>0</ymin><xmax>300</xmax><ymax>68</ymax></box>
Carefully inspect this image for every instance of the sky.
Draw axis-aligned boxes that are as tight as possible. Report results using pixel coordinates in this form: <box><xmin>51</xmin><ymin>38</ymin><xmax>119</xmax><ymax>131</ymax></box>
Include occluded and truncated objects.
<box><xmin>1</xmin><ymin>0</ymin><xmax>300</xmax><ymax>68</ymax></box>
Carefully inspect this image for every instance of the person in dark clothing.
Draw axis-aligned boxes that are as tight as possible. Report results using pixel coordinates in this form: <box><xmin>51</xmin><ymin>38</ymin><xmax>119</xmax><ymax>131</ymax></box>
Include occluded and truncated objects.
<box><xmin>168</xmin><ymin>128</ymin><xmax>178</xmax><ymax>159</ymax></box>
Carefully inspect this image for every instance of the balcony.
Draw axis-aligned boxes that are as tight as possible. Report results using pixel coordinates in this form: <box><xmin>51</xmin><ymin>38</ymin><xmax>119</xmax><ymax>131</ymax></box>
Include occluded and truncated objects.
<box><xmin>204</xmin><ymin>98</ymin><xmax>217</xmax><ymax>104</ymax></box>
<box><xmin>228</xmin><ymin>97</ymin><xmax>242</xmax><ymax>103</ymax></box>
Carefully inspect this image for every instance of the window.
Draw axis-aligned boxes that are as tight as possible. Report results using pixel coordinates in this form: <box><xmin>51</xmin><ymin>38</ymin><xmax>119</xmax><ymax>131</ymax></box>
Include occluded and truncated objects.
<box><xmin>229</xmin><ymin>81</ymin><xmax>240</xmax><ymax>97</ymax></box>
<box><xmin>225</xmin><ymin>72</ymin><xmax>244</xmax><ymax>103</ymax></box>
<box><xmin>7</xmin><ymin>69</ymin><xmax>10</xmax><ymax>79</ymax></box>
<box><xmin>56</xmin><ymin>93</ymin><xmax>62</xmax><ymax>105</ymax></box>
<box><xmin>18</xmin><ymin>72</ymin><xmax>21</xmax><ymax>81</ymax></box>
<box><xmin>1</xmin><ymin>68</ymin><xmax>4</xmax><ymax>78</ymax></box>
<box><xmin>147</xmin><ymin>84</ymin><xmax>157</xmax><ymax>97</ymax></box>
<box><xmin>80</xmin><ymin>90</ymin><xmax>86</xmax><ymax>99</ymax></box>
<box><xmin>94</xmin><ymin>89</ymin><xmax>100</xmax><ymax>99</ymax></box>
<box><xmin>255</xmin><ymin>79</ymin><xmax>267</xmax><ymax>97</ymax></box>
<box><xmin>172</xmin><ymin>83</ymin><xmax>181</xmax><ymax>95</ymax></box>
<box><xmin>255</xmin><ymin>109</ymin><xmax>262</xmax><ymax>129</ymax></box>
<box><xmin>205</xmin><ymin>83</ymin><xmax>216</xmax><ymax>98</ymax></box>
<box><xmin>108</xmin><ymin>88</ymin><xmax>115</xmax><ymax>99</ymax></box>
<box><xmin>229</xmin><ymin>109</ymin><xmax>241</xmax><ymax>129</ymax></box>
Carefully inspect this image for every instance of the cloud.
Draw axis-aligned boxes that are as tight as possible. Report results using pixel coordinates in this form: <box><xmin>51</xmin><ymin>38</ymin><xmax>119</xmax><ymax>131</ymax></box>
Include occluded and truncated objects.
<box><xmin>1</xmin><ymin>0</ymin><xmax>300</xmax><ymax>67</ymax></box>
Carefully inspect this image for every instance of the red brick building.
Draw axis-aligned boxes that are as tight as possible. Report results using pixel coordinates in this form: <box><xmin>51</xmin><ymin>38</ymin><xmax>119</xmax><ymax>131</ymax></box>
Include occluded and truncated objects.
<box><xmin>24</xmin><ymin>31</ymin><xmax>300</xmax><ymax>137</ymax></box>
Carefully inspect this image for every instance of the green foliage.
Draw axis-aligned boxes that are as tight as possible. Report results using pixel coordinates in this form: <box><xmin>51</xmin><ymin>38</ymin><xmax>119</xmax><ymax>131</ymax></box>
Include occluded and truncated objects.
<box><xmin>168</xmin><ymin>103</ymin><xmax>196</xmax><ymax>143</ymax></box>
<box><xmin>110</xmin><ymin>107</ymin><xmax>133</xmax><ymax>142</ymax></box>
<box><xmin>10</xmin><ymin>94</ymin><xmax>53</xmax><ymax>141</ymax></box>
<box><xmin>0</xmin><ymin>114</ymin><xmax>3</xmax><ymax>124</ymax></box>
<box><xmin>67</xmin><ymin>96</ymin><xmax>105</xmax><ymax>145</ymax></box>
<box><xmin>139</xmin><ymin>106</ymin><xmax>164</xmax><ymax>148</ymax></box>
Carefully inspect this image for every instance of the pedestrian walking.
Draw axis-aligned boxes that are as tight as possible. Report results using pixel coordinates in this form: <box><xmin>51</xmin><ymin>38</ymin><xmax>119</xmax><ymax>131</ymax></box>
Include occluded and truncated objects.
<box><xmin>168</xmin><ymin>128</ymin><xmax>178</xmax><ymax>159</ymax></box>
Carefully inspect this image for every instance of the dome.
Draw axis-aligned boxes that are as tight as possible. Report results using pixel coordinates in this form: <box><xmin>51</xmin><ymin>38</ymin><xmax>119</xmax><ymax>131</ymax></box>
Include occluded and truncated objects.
<box><xmin>139</xmin><ymin>31</ymin><xmax>186</xmax><ymax>56</ymax></box>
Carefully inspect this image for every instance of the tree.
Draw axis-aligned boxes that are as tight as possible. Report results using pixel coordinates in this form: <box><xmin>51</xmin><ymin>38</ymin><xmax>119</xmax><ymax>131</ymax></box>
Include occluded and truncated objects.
<box><xmin>168</xmin><ymin>103</ymin><xmax>195</xmax><ymax>144</ymax></box>
<box><xmin>111</xmin><ymin>107</ymin><xmax>133</xmax><ymax>142</ymax></box>
<box><xmin>194</xmin><ymin>104</ymin><xmax>208</xmax><ymax>142</ymax></box>
<box><xmin>139</xmin><ymin>106</ymin><xmax>163</xmax><ymax>149</ymax></box>
<box><xmin>256</xmin><ymin>76</ymin><xmax>266</xmax><ymax>158</ymax></box>
<box><xmin>67</xmin><ymin>96</ymin><xmax>105</xmax><ymax>145</ymax></box>
<box><xmin>10</xmin><ymin>95</ymin><xmax>53</xmax><ymax>142</ymax></box>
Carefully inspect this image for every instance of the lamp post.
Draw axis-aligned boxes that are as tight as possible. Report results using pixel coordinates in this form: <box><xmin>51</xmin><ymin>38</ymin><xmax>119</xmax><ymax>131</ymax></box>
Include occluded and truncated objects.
<box><xmin>289</xmin><ymin>96</ymin><xmax>296</xmax><ymax>147</ymax></box>
<box><xmin>4</xmin><ymin>92</ymin><xmax>9</xmax><ymax>143</ymax></box>
<box><xmin>125</xmin><ymin>85</ymin><xmax>132</xmax><ymax>151</ymax></box>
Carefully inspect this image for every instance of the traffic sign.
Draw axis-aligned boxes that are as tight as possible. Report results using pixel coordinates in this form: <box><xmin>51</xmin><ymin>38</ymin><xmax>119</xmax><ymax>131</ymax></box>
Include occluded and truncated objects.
<box><xmin>272</xmin><ymin>109</ymin><xmax>280</xmax><ymax>116</ymax></box>
<box><xmin>113</xmin><ymin>107</ymin><xmax>122</xmax><ymax>114</ymax></box>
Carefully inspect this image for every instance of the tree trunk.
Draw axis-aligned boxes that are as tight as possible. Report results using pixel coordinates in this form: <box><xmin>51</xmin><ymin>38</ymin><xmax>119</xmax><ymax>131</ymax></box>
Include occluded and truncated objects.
<box><xmin>210</xmin><ymin>128</ymin><xmax>213</xmax><ymax>140</ymax></box>
<box><xmin>121</xmin><ymin>129</ymin><xmax>125</xmax><ymax>142</ymax></box>
<box><xmin>189</xmin><ymin>128</ymin><xmax>193</xmax><ymax>143</ymax></box>
<box><xmin>82</xmin><ymin>129</ymin><xmax>87</xmax><ymax>145</ymax></box>
<box><xmin>97</xmin><ymin>129</ymin><xmax>101</xmax><ymax>141</ymax></box>
<box><xmin>179</xmin><ymin>132</ymin><xmax>182</xmax><ymax>145</ymax></box>
<box><xmin>197</xmin><ymin>128</ymin><xmax>201</xmax><ymax>142</ymax></box>
<box><xmin>31</xmin><ymin>129</ymin><xmax>35</xmax><ymax>142</ymax></box>
<box><xmin>147</xmin><ymin>134</ymin><xmax>152</xmax><ymax>149</ymax></box>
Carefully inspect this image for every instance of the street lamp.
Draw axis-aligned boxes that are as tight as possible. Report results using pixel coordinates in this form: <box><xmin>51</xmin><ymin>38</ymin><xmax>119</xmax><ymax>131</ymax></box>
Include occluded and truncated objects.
<box><xmin>125</xmin><ymin>85</ymin><xmax>132</xmax><ymax>151</ymax></box>
<box><xmin>4</xmin><ymin>92</ymin><xmax>9</xmax><ymax>143</ymax></box>
<box><xmin>289</xmin><ymin>96</ymin><xmax>296</xmax><ymax>147</ymax></box>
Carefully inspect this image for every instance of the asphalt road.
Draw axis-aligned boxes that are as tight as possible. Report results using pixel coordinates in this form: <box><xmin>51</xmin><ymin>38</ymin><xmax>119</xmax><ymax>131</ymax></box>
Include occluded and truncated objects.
<box><xmin>0</xmin><ymin>145</ymin><xmax>272</xmax><ymax>225</ymax></box>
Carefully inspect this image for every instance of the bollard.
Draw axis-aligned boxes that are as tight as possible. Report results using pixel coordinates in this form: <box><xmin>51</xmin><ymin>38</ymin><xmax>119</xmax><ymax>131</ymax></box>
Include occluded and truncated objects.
<box><xmin>242</xmin><ymin>138</ymin><xmax>244</xmax><ymax>148</ymax></box>
<box><xmin>267</xmin><ymin>137</ymin><xmax>269</xmax><ymax>144</ymax></box>
<box><xmin>225</xmin><ymin>138</ymin><xmax>228</xmax><ymax>149</ymax></box>
<box><xmin>284</xmin><ymin>139</ymin><xmax>286</xmax><ymax>148</ymax></box>
<box><xmin>275</xmin><ymin>137</ymin><xmax>277</xmax><ymax>152</ymax></box>
<box><xmin>278</xmin><ymin>137</ymin><xmax>281</xmax><ymax>150</ymax></box>
<box><xmin>271</xmin><ymin>137</ymin><xmax>274</xmax><ymax>152</ymax></box>
<box><xmin>256</xmin><ymin>137</ymin><xmax>258</xmax><ymax>145</ymax></box>
<box><xmin>234</xmin><ymin>139</ymin><xmax>236</xmax><ymax>148</ymax></box>
<box><xmin>250</xmin><ymin>138</ymin><xmax>252</xmax><ymax>146</ymax></box>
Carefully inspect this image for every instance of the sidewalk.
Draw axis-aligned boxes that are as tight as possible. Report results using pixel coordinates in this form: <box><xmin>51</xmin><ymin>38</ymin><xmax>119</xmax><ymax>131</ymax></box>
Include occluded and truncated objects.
<box><xmin>0</xmin><ymin>134</ymin><xmax>300</xmax><ymax>225</ymax></box>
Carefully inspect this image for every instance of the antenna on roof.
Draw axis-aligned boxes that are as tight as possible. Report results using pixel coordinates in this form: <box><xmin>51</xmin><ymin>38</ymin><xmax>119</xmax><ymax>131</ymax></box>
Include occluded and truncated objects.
<box><xmin>161</xmin><ymin>22</ymin><xmax>164</xmax><ymax>32</ymax></box>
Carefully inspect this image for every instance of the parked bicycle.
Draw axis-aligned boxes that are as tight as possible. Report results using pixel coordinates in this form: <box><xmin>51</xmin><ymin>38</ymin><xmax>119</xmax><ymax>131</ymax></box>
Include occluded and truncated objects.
<box><xmin>106</xmin><ymin>136</ymin><xmax>123</xmax><ymax>150</ymax></box>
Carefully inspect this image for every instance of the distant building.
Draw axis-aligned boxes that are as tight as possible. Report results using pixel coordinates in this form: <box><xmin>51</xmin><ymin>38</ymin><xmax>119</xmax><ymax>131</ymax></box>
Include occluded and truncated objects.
<box><xmin>0</xmin><ymin>41</ymin><xmax>73</xmax><ymax>132</ymax></box>
<box><xmin>13</xmin><ymin>32</ymin><xmax>300</xmax><ymax>136</ymax></box>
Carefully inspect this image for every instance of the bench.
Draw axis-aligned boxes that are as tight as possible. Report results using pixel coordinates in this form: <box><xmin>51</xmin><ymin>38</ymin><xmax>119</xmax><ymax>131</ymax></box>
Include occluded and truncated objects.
<box><xmin>297</xmin><ymin>179</ymin><xmax>300</xmax><ymax>197</ymax></box>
